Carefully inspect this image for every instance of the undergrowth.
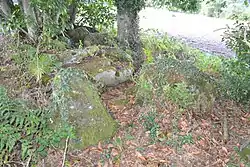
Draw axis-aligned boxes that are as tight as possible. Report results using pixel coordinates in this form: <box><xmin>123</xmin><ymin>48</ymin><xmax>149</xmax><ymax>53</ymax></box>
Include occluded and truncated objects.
<box><xmin>139</xmin><ymin>29</ymin><xmax>250</xmax><ymax>108</ymax></box>
<box><xmin>0</xmin><ymin>86</ymin><xmax>73</xmax><ymax>166</ymax></box>
<box><xmin>136</xmin><ymin>28</ymin><xmax>250</xmax><ymax>163</ymax></box>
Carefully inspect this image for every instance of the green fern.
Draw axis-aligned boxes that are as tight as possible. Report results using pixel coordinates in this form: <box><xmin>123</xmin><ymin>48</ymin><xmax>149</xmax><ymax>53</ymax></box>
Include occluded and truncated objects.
<box><xmin>0</xmin><ymin>86</ymin><xmax>71</xmax><ymax>165</ymax></box>
<box><xmin>28</xmin><ymin>54</ymin><xmax>60</xmax><ymax>82</ymax></box>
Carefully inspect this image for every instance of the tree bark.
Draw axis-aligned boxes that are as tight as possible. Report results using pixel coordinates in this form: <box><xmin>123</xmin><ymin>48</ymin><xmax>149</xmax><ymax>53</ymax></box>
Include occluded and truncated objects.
<box><xmin>0</xmin><ymin>0</ymin><xmax>13</xmax><ymax>19</ymax></box>
<box><xmin>117</xmin><ymin>7</ymin><xmax>145</xmax><ymax>70</ymax></box>
<box><xmin>22</xmin><ymin>0</ymin><xmax>37</xmax><ymax>40</ymax></box>
<box><xmin>68</xmin><ymin>0</ymin><xmax>78</xmax><ymax>25</ymax></box>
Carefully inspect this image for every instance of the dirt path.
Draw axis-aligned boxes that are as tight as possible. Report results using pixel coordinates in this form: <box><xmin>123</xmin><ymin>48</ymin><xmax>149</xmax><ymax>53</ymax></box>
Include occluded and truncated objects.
<box><xmin>139</xmin><ymin>8</ymin><xmax>236</xmax><ymax>57</ymax></box>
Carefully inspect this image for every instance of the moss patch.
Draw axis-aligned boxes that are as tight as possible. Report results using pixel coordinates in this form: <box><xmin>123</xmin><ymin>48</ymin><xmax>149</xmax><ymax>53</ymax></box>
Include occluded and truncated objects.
<box><xmin>53</xmin><ymin>69</ymin><xmax>117</xmax><ymax>149</ymax></box>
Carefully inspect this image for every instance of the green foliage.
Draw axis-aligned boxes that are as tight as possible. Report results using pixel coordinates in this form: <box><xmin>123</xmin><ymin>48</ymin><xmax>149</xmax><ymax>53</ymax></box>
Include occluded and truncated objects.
<box><xmin>43</xmin><ymin>39</ymin><xmax>68</xmax><ymax>51</ymax></box>
<box><xmin>220</xmin><ymin>59</ymin><xmax>250</xmax><ymax>105</ymax></box>
<box><xmin>141</xmin><ymin>29</ymin><xmax>201</xmax><ymax>60</ymax></box>
<box><xmin>136</xmin><ymin>56</ymin><xmax>218</xmax><ymax>109</ymax></box>
<box><xmin>164</xmin><ymin>82</ymin><xmax>195</xmax><ymax>109</ymax></box>
<box><xmin>140</xmin><ymin>28</ymin><xmax>250</xmax><ymax>109</ymax></box>
<box><xmin>200</xmin><ymin>0</ymin><xmax>250</xmax><ymax>20</ymax></box>
<box><xmin>0</xmin><ymin>86</ymin><xmax>72</xmax><ymax>165</ymax></box>
<box><xmin>223</xmin><ymin>21</ymin><xmax>250</xmax><ymax>63</ymax></box>
<box><xmin>221</xmin><ymin>20</ymin><xmax>250</xmax><ymax>105</ymax></box>
<box><xmin>28</xmin><ymin>54</ymin><xmax>61</xmax><ymax>82</ymax></box>
<box><xmin>1</xmin><ymin>5</ymin><xmax>26</xmax><ymax>33</ymax></box>
<box><xmin>152</xmin><ymin>0</ymin><xmax>201</xmax><ymax>12</ymax></box>
<box><xmin>227</xmin><ymin>145</ymin><xmax>250</xmax><ymax>166</ymax></box>
<box><xmin>77</xmin><ymin>0</ymin><xmax>116</xmax><ymax>30</ymax></box>
<box><xmin>166</xmin><ymin>134</ymin><xmax>194</xmax><ymax>147</ymax></box>
<box><xmin>12</xmin><ymin>44</ymin><xmax>61</xmax><ymax>82</ymax></box>
<box><xmin>195</xmin><ymin>53</ymin><xmax>223</xmax><ymax>74</ymax></box>
<box><xmin>137</xmin><ymin>30</ymin><xmax>221</xmax><ymax>113</ymax></box>
<box><xmin>31</xmin><ymin>0</ymin><xmax>72</xmax><ymax>37</ymax></box>
<box><xmin>11</xmin><ymin>44</ymin><xmax>36</xmax><ymax>70</ymax></box>
<box><xmin>139</xmin><ymin>110</ymin><xmax>160</xmax><ymax>141</ymax></box>
<box><xmin>115</xmin><ymin>0</ymin><xmax>146</xmax><ymax>13</ymax></box>
<box><xmin>52</xmin><ymin>68</ymin><xmax>88</xmax><ymax>120</ymax></box>
<box><xmin>200</xmin><ymin>0</ymin><xmax>226</xmax><ymax>17</ymax></box>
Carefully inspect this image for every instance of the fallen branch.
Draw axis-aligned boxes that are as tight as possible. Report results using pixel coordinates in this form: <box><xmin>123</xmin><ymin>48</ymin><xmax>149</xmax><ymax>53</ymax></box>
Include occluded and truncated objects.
<box><xmin>62</xmin><ymin>136</ymin><xmax>70</xmax><ymax>167</ymax></box>
<box><xmin>26</xmin><ymin>155</ymin><xmax>32</xmax><ymax>167</ymax></box>
<box><xmin>213</xmin><ymin>27</ymin><xmax>227</xmax><ymax>32</ymax></box>
<box><xmin>223</xmin><ymin>110</ymin><xmax>228</xmax><ymax>143</ymax></box>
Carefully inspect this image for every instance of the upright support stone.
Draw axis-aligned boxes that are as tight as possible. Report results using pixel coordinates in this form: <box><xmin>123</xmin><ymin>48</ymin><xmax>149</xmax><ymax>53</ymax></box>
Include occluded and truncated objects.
<box><xmin>52</xmin><ymin>68</ymin><xmax>117</xmax><ymax>149</ymax></box>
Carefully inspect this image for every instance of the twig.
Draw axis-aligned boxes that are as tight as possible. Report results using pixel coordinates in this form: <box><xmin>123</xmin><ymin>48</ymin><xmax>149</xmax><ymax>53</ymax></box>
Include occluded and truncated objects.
<box><xmin>26</xmin><ymin>155</ymin><xmax>32</xmax><ymax>167</ymax></box>
<box><xmin>62</xmin><ymin>136</ymin><xmax>70</xmax><ymax>167</ymax></box>
<box><xmin>213</xmin><ymin>27</ymin><xmax>227</xmax><ymax>32</ymax></box>
<box><xmin>42</xmin><ymin>159</ymin><xmax>46</xmax><ymax>167</ymax></box>
<box><xmin>5</xmin><ymin>161</ymin><xmax>25</xmax><ymax>166</ymax></box>
<box><xmin>223</xmin><ymin>110</ymin><xmax>228</xmax><ymax>143</ymax></box>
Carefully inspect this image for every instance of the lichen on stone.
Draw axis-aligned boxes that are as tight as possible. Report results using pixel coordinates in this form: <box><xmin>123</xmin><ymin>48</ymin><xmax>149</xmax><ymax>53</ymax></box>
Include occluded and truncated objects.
<box><xmin>52</xmin><ymin>68</ymin><xmax>117</xmax><ymax>149</ymax></box>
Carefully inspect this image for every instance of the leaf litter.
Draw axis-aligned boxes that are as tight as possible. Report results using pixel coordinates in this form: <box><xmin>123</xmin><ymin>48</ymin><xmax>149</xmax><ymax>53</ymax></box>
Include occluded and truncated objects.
<box><xmin>41</xmin><ymin>81</ymin><xmax>250</xmax><ymax>167</ymax></box>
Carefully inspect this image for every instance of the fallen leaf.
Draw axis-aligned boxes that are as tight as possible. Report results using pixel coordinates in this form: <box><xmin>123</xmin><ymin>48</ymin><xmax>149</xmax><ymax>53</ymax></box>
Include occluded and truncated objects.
<box><xmin>126</xmin><ymin>141</ymin><xmax>137</xmax><ymax>146</ymax></box>
<box><xmin>98</xmin><ymin>162</ymin><xmax>102</xmax><ymax>167</ymax></box>
<box><xmin>191</xmin><ymin>151</ymin><xmax>201</xmax><ymax>155</ymax></box>
<box><xmin>161</xmin><ymin>147</ymin><xmax>170</xmax><ymax>152</ymax></box>
<box><xmin>146</xmin><ymin>153</ymin><xmax>155</xmax><ymax>158</ymax></box>
<box><xmin>221</xmin><ymin>147</ymin><xmax>228</xmax><ymax>153</ymax></box>
<box><xmin>224</xmin><ymin>159</ymin><xmax>230</xmax><ymax>163</ymax></box>
<box><xmin>109</xmin><ymin>159</ymin><xmax>113</xmax><ymax>167</ymax></box>
<box><xmin>103</xmin><ymin>161</ymin><xmax>109</xmax><ymax>167</ymax></box>
<box><xmin>107</xmin><ymin>144</ymin><xmax>114</xmax><ymax>149</ymax></box>
<box><xmin>136</xmin><ymin>151</ymin><xmax>147</xmax><ymax>161</ymax></box>
<box><xmin>111</xmin><ymin>148</ymin><xmax>119</xmax><ymax>157</ymax></box>
<box><xmin>98</xmin><ymin>142</ymin><xmax>102</xmax><ymax>151</ymax></box>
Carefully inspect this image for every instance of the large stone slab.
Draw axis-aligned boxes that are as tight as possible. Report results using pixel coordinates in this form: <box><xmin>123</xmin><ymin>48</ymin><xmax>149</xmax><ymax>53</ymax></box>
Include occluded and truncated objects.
<box><xmin>52</xmin><ymin>68</ymin><xmax>117</xmax><ymax>149</ymax></box>
<box><xmin>59</xmin><ymin>46</ymin><xmax>134</xmax><ymax>87</ymax></box>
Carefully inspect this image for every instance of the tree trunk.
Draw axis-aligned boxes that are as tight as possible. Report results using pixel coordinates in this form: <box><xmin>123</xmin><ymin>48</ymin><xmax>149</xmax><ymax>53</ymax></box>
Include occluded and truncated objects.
<box><xmin>0</xmin><ymin>0</ymin><xmax>13</xmax><ymax>18</ymax></box>
<box><xmin>117</xmin><ymin>8</ymin><xmax>145</xmax><ymax>70</ymax></box>
<box><xmin>22</xmin><ymin>0</ymin><xmax>37</xmax><ymax>40</ymax></box>
<box><xmin>68</xmin><ymin>0</ymin><xmax>78</xmax><ymax>25</ymax></box>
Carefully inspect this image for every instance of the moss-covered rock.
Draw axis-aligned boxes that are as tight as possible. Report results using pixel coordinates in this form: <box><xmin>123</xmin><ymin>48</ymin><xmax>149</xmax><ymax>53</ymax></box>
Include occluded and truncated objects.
<box><xmin>59</xmin><ymin>46</ymin><xmax>134</xmax><ymax>87</ymax></box>
<box><xmin>66</xmin><ymin>27</ymin><xmax>115</xmax><ymax>47</ymax></box>
<box><xmin>52</xmin><ymin>68</ymin><xmax>117</xmax><ymax>149</ymax></box>
<box><xmin>66</xmin><ymin>27</ymin><xmax>90</xmax><ymax>44</ymax></box>
<box><xmin>84</xmin><ymin>33</ymin><xmax>114</xmax><ymax>47</ymax></box>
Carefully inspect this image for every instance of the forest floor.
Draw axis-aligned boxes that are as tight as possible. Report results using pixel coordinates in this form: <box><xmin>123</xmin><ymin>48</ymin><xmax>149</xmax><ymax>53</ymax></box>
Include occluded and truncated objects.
<box><xmin>1</xmin><ymin>11</ymin><xmax>250</xmax><ymax>166</ymax></box>
<box><xmin>139</xmin><ymin>7</ymin><xmax>236</xmax><ymax>57</ymax></box>
<box><xmin>43</xmin><ymin>82</ymin><xmax>250</xmax><ymax>167</ymax></box>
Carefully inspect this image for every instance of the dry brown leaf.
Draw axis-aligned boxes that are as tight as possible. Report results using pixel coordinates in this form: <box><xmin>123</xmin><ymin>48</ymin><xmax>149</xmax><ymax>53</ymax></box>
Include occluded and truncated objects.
<box><xmin>161</xmin><ymin>147</ymin><xmax>170</xmax><ymax>152</ymax></box>
<box><xmin>241</xmin><ymin>117</ymin><xmax>248</xmax><ymax>121</ymax></box>
<box><xmin>159</xmin><ymin>159</ymin><xmax>168</xmax><ymax>163</ymax></box>
<box><xmin>179</xmin><ymin>119</ymin><xmax>188</xmax><ymax>131</ymax></box>
<box><xmin>109</xmin><ymin>159</ymin><xmax>113</xmax><ymax>167</ymax></box>
<box><xmin>224</xmin><ymin>159</ymin><xmax>230</xmax><ymax>163</ymax></box>
<box><xmin>103</xmin><ymin>161</ymin><xmax>109</xmax><ymax>167</ymax></box>
<box><xmin>136</xmin><ymin>151</ymin><xmax>147</xmax><ymax>161</ymax></box>
<box><xmin>107</xmin><ymin>144</ymin><xmax>114</xmax><ymax>149</ymax></box>
<box><xmin>221</xmin><ymin>146</ymin><xmax>228</xmax><ymax>153</ymax></box>
<box><xmin>111</xmin><ymin>148</ymin><xmax>119</xmax><ymax>157</ymax></box>
<box><xmin>82</xmin><ymin>148</ymin><xmax>90</xmax><ymax>154</ymax></box>
<box><xmin>98</xmin><ymin>142</ymin><xmax>103</xmax><ymax>151</ymax></box>
<box><xmin>191</xmin><ymin>151</ymin><xmax>201</xmax><ymax>155</ymax></box>
<box><xmin>146</xmin><ymin>153</ymin><xmax>155</xmax><ymax>158</ymax></box>
<box><xmin>98</xmin><ymin>162</ymin><xmax>102</xmax><ymax>167</ymax></box>
<box><xmin>126</xmin><ymin>141</ymin><xmax>137</xmax><ymax>146</ymax></box>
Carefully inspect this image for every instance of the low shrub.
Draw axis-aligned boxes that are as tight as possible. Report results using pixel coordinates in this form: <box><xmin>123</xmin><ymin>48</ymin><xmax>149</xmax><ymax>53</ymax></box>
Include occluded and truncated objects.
<box><xmin>0</xmin><ymin>86</ymin><xmax>73</xmax><ymax>165</ymax></box>
<box><xmin>200</xmin><ymin>0</ymin><xmax>249</xmax><ymax>20</ymax></box>
<box><xmin>220</xmin><ymin>59</ymin><xmax>250</xmax><ymax>105</ymax></box>
<box><xmin>221</xmin><ymin>20</ymin><xmax>250</xmax><ymax>105</ymax></box>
